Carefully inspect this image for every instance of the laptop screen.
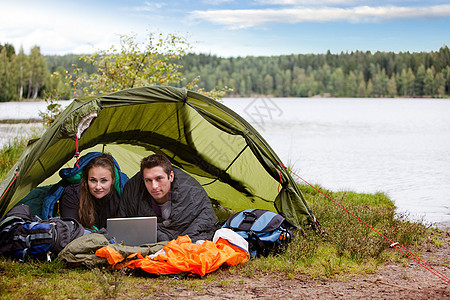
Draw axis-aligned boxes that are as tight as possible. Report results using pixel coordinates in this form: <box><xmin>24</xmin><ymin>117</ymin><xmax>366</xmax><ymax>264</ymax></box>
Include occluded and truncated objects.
<box><xmin>106</xmin><ymin>216</ymin><xmax>157</xmax><ymax>246</ymax></box>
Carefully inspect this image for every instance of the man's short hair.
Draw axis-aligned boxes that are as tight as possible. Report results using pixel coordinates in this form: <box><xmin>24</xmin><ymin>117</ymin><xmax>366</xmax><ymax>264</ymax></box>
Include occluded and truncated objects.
<box><xmin>140</xmin><ymin>154</ymin><xmax>173</xmax><ymax>176</ymax></box>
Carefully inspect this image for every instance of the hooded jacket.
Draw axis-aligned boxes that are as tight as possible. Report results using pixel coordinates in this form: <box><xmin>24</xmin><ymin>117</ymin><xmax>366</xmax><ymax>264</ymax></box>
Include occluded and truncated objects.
<box><xmin>118</xmin><ymin>167</ymin><xmax>218</xmax><ymax>242</ymax></box>
<box><xmin>41</xmin><ymin>152</ymin><xmax>128</xmax><ymax>220</ymax></box>
<box><xmin>59</xmin><ymin>183</ymin><xmax>120</xmax><ymax>229</ymax></box>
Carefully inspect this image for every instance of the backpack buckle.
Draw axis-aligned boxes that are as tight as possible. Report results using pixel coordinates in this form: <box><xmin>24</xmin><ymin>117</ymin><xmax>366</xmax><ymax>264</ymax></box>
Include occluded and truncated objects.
<box><xmin>242</xmin><ymin>211</ymin><xmax>257</xmax><ymax>223</ymax></box>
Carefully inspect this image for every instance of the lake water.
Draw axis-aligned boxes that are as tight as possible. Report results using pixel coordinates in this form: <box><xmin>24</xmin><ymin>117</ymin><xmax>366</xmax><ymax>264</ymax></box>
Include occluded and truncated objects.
<box><xmin>0</xmin><ymin>100</ymin><xmax>71</xmax><ymax>148</ymax></box>
<box><xmin>1</xmin><ymin>98</ymin><xmax>449</xmax><ymax>226</ymax></box>
<box><xmin>222</xmin><ymin>97</ymin><xmax>450</xmax><ymax>226</ymax></box>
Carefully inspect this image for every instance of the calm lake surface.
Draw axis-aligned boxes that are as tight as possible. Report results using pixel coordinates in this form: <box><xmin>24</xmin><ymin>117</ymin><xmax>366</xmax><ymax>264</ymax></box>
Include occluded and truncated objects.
<box><xmin>0</xmin><ymin>100</ymin><xmax>70</xmax><ymax>147</ymax></box>
<box><xmin>1</xmin><ymin>98</ymin><xmax>449</xmax><ymax>225</ymax></box>
<box><xmin>222</xmin><ymin>97</ymin><xmax>450</xmax><ymax>226</ymax></box>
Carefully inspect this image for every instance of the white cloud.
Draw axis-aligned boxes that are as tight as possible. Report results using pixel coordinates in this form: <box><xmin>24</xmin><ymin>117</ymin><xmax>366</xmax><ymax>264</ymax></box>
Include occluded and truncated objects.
<box><xmin>131</xmin><ymin>1</ymin><xmax>166</xmax><ymax>12</ymax></box>
<box><xmin>1</xmin><ymin>1</ymin><xmax>448</xmax><ymax>56</ymax></box>
<box><xmin>190</xmin><ymin>4</ymin><xmax>450</xmax><ymax>28</ymax></box>
<box><xmin>0</xmin><ymin>2</ymin><xmax>143</xmax><ymax>54</ymax></box>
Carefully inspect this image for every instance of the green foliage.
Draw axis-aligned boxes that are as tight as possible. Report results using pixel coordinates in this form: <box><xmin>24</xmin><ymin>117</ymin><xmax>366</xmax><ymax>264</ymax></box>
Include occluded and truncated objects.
<box><xmin>184</xmin><ymin>76</ymin><xmax>233</xmax><ymax>100</ymax></box>
<box><xmin>39</xmin><ymin>99</ymin><xmax>62</xmax><ymax>127</ymax></box>
<box><xmin>2</xmin><ymin>42</ymin><xmax>449</xmax><ymax>102</ymax></box>
<box><xmin>38</xmin><ymin>32</ymin><xmax>232</xmax><ymax>125</ymax></box>
<box><xmin>72</xmin><ymin>33</ymin><xmax>190</xmax><ymax>97</ymax></box>
<box><xmin>238</xmin><ymin>183</ymin><xmax>432</xmax><ymax>279</ymax></box>
<box><xmin>0</xmin><ymin>45</ymin><xmax>17</xmax><ymax>102</ymax></box>
<box><xmin>39</xmin><ymin>71</ymin><xmax>71</xmax><ymax>126</ymax></box>
<box><xmin>0</xmin><ymin>44</ymin><xmax>50</xmax><ymax>102</ymax></box>
<box><xmin>177</xmin><ymin>46</ymin><xmax>450</xmax><ymax>98</ymax></box>
<box><xmin>27</xmin><ymin>46</ymin><xmax>49</xmax><ymax>100</ymax></box>
<box><xmin>301</xmin><ymin>184</ymin><xmax>431</xmax><ymax>265</ymax></box>
<box><xmin>69</xmin><ymin>32</ymin><xmax>232</xmax><ymax>101</ymax></box>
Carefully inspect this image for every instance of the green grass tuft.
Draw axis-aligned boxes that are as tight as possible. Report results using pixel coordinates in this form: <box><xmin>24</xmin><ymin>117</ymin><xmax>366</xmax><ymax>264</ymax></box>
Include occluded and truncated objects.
<box><xmin>0</xmin><ymin>137</ymin><xmax>29</xmax><ymax>180</ymax></box>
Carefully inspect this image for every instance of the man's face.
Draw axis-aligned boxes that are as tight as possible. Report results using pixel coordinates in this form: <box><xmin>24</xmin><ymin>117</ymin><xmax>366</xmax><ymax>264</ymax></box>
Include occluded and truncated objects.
<box><xmin>143</xmin><ymin>166</ymin><xmax>174</xmax><ymax>204</ymax></box>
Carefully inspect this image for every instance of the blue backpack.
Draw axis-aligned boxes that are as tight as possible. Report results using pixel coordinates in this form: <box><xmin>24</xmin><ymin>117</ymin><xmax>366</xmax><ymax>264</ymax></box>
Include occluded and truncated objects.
<box><xmin>0</xmin><ymin>204</ymin><xmax>84</xmax><ymax>261</ymax></box>
<box><xmin>222</xmin><ymin>209</ymin><xmax>295</xmax><ymax>258</ymax></box>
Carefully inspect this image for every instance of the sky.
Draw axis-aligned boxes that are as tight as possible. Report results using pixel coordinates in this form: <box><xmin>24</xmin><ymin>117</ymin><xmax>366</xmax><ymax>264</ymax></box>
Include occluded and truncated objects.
<box><xmin>1</xmin><ymin>0</ymin><xmax>449</xmax><ymax>57</ymax></box>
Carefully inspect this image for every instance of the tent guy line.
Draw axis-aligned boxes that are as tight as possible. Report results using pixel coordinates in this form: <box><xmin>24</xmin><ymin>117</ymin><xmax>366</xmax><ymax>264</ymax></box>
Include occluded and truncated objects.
<box><xmin>278</xmin><ymin>162</ymin><xmax>450</xmax><ymax>285</ymax></box>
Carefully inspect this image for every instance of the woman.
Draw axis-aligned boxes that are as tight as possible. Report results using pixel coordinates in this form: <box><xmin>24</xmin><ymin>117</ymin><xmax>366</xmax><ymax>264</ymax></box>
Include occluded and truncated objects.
<box><xmin>59</xmin><ymin>154</ymin><xmax>121</xmax><ymax>230</ymax></box>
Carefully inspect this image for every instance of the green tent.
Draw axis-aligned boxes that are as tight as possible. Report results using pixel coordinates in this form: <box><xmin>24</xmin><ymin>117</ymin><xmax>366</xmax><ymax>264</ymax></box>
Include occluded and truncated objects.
<box><xmin>0</xmin><ymin>86</ymin><xmax>319</xmax><ymax>229</ymax></box>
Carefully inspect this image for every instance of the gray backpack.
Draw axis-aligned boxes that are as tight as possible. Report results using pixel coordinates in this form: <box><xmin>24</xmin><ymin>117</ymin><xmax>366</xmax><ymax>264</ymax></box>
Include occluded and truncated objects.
<box><xmin>0</xmin><ymin>204</ymin><xmax>84</xmax><ymax>261</ymax></box>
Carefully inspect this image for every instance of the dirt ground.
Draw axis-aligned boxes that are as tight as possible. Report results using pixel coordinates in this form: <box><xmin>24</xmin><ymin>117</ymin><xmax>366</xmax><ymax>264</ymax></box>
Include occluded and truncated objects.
<box><xmin>154</xmin><ymin>222</ymin><xmax>450</xmax><ymax>299</ymax></box>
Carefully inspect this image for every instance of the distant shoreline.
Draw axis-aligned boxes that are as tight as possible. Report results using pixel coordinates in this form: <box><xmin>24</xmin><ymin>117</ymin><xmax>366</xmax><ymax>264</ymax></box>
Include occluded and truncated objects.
<box><xmin>0</xmin><ymin>119</ymin><xmax>42</xmax><ymax>124</ymax></box>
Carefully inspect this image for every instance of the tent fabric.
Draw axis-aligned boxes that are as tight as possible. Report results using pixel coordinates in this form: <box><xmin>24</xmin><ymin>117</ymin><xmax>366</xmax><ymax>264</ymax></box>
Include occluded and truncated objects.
<box><xmin>0</xmin><ymin>86</ymin><xmax>318</xmax><ymax>229</ymax></box>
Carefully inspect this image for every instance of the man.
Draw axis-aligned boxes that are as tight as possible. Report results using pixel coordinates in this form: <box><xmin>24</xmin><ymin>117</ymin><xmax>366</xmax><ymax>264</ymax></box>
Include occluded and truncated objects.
<box><xmin>118</xmin><ymin>154</ymin><xmax>218</xmax><ymax>242</ymax></box>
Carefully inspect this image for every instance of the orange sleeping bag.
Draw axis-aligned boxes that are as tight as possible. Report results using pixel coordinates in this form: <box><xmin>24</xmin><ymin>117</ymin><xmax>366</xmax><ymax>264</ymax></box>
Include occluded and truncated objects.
<box><xmin>96</xmin><ymin>233</ymin><xmax>249</xmax><ymax>276</ymax></box>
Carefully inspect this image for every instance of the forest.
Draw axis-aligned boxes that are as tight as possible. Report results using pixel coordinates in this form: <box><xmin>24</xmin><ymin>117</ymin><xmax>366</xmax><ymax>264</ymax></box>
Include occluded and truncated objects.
<box><xmin>0</xmin><ymin>42</ymin><xmax>449</xmax><ymax>101</ymax></box>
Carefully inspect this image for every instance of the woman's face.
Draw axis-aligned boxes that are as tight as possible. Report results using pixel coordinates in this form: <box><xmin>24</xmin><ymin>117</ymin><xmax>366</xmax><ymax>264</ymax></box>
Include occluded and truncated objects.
<box><xmin>87</xmin><ymin>166</ymin><xmax>113</xmax><ymax>199</ymax></box>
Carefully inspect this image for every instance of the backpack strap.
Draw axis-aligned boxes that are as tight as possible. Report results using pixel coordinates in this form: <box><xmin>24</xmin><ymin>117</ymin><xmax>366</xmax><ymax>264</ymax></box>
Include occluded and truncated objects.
<box><xmin>0</xmin><ymin>216</ymin><xmax>24</xmax><ymax>229</ymax></box>
<box><xmin>240</xmin><ymin>211</ymin><xmax>258</xmax><ymax>231</ymax></box>
<box><xmin>13</xmin><ymin>222</ymin><xmax>53</xmax><ymax>247</ymax></box>
<box><xmin>247</xmin><ymin>230</ymin><xmax>266</xmax><ymax>257</ymax></box>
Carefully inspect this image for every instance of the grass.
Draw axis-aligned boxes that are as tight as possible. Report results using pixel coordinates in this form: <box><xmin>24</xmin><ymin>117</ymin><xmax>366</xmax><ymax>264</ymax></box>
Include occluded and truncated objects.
<box><xmin>0</xmin><ymin>138</ymin><xmax>440</xmax><ymax>299</ymax></box>
<box><xmin>0</xmin><ymin>137</ymin><xmax>29</xmax><ymax>179</ymax></box>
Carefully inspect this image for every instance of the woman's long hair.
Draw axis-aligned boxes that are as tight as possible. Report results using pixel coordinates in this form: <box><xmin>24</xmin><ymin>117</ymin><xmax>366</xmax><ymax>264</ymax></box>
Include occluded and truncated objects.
<box><xmin>78</xmin><ymin>154</ymin><xmax>116</xmax><ymax>228</ymax></box>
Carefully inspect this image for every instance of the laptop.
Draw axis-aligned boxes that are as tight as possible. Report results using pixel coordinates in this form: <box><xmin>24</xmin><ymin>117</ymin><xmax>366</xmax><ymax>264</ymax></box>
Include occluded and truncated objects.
<box><xmin>106</xmin><ymin>217</ymin><xmax>157</xmax><ymax>246</ymax></box>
